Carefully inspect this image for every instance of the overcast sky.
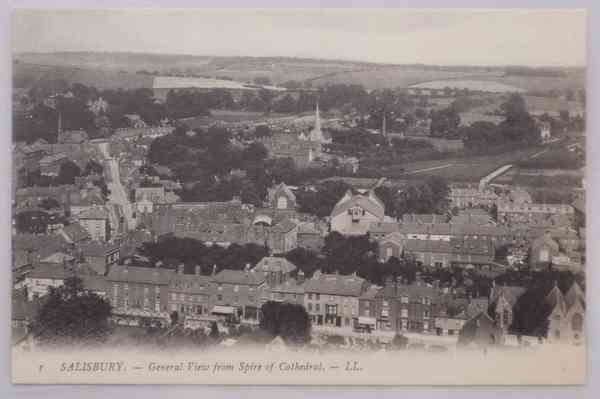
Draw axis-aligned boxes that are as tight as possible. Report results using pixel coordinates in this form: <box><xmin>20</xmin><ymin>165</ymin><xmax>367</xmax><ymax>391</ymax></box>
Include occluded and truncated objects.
<box><xmin>11</xmin><ymin>9</ymin><xmax>587</xmax><ymax>66</ymax></box>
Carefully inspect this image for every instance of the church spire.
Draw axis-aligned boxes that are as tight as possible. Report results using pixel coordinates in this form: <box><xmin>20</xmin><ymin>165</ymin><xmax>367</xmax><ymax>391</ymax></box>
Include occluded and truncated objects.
<box><xmin>309</xmin><ymin>100</ymin><xmax>323</xmax><ymax>142</ymax></box>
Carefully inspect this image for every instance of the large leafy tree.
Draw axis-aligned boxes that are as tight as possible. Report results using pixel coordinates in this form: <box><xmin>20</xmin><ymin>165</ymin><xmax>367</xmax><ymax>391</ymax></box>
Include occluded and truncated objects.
<box><xmin>33</xmin><ymin>277</ymin><xmax>112</xmax><ymax>344</ymax></box>
<box><xmin>259</xmin><ymin>301</ymin><xmax>311</xmax><ymax>344</ymax></box>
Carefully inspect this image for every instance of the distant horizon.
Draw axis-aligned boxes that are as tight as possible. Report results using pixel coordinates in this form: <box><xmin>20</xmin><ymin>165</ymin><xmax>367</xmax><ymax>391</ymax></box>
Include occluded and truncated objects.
<box><xmin>13</xmin><ymin>50</ymin><xmax>587</xmax><ymax>70</ymax></box>
<box><xmin>12</xmin><ymin>9</ymin><xmax>586</xmax><ymax>68</ymax></box>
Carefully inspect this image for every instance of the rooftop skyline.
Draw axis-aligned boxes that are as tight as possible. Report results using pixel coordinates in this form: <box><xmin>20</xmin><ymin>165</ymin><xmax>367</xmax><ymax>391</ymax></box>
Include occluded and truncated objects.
<box><xmin>12</xmin><ymin>9</ymin><xmax>586</xmax><ymax>67</ymax></box>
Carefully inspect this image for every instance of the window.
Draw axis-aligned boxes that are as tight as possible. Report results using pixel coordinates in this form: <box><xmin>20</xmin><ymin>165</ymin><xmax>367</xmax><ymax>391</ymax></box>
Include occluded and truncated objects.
<box><xmin>217</xmin><ymin>294</ymin><xmax>223</xmax><ymax>301</ymax></box>
<box><xmin>315</xmin><ymin>304</ymin><xmax>320</xmax><ymax>312</ymax></box>
<box><xmin>572</xmin><ymin>314</ymin><xmax>583</xmax><ymax>332</ymax></box>
<box><xmin>308</xmin><ymin>293</ymin><xmax>313</xmax><ymax>300</ymax></box>
<box><xmin>218</xmin><ymin>284</ymin><xmax>223</xmax><ymax>291</ymax></box>
<box><xmin>171</xmin><ymin>293</ymin><xmax>176</xmax><ymax>301</ymax></box>
<box><xmin>401</xmin><ymin>296</ymin><xmax>409</xmax><ymax>304</ymax></box>
<box><xmin>308</xmin><ymin>303</ymin><xmax>313</xmax><ymax>312</ymax></box>
<box><xmin>365</xmin><ymin>309</ymin><xmax>370</xmax><ymax>316</ymax></box>
<box><xmin>234</xmin><ymin>285</ymin><xmax>239</xmax><ymax>292</ymax></box>
<box><xmin>326</xmin><ymin>304</ymin><xmax>337</xmax><ymax>315</ymax></box>
<box><xmin>401</xmin><ymin>309</ymin><xmax>408</xmax><ymax>318</ymax></box>
<box><xmin>315</xmin><ymin>294</ymin><xmax>320</xmax><ymax>300</ymax></box>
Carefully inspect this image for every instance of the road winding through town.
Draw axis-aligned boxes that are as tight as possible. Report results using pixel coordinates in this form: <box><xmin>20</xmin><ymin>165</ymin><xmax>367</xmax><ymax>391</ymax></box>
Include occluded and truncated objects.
<box><xmin>98</xmin><ymin>141</ymin><xmax>136</xmax><ymax>231</ymax></box>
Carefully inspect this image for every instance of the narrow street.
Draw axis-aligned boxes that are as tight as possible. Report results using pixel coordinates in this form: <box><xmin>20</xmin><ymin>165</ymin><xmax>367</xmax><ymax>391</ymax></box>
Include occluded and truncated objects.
<box><xmin>98</xmin><ymin>141</ymin><xmax>136</xmax><ymax>231</ymax></box>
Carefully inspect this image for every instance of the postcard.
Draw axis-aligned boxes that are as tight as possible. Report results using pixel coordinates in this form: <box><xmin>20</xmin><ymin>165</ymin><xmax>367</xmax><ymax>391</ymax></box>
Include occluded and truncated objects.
<box><xmin>10</xmin><ymin>8</ymin><xmax>586</xmax><ymax>385</ymax></box>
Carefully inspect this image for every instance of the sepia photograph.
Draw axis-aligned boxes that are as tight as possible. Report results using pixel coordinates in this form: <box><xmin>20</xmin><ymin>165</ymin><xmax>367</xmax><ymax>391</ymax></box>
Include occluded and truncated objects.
<box><xmin>9</xmin><ymin>8</ymin><xmax>587</xmax><ymax>385</ymax></box>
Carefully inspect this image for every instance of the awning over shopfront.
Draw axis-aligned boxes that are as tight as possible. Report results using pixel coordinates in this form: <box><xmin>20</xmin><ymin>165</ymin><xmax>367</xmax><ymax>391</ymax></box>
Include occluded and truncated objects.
<box><xmin>211</xmin><ymin>305</ymin><xmax>236</xmax><ymax>315</ymax></box>
<box><xmin>358</xmin><ymin>316</ymin><xmax>376</xmax><ymax>326</ymax></box>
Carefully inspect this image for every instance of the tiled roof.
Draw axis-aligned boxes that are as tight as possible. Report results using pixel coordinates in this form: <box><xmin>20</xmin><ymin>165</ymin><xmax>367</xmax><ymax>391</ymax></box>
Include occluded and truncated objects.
<box><xmin>106</xmin><ymin>265</ymin><xmax>175</xmax><ymax>285</ymax></box>
<box><xmin>254</xmin><ymin>256</ymin><xmax>297</xmax><ymax>274</ymax></box>
<box><xmin>331</xmin><ymin>191</ymin><xmax>385</xmax><ymax>220</ymax></box>
<box><xmin>304</xmin><ymin>273</ymin><xmax>366</xmax><ymax>297</ymax></box>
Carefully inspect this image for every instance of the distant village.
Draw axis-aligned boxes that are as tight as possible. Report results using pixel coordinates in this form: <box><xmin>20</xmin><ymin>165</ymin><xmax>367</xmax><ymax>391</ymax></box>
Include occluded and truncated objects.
<box><xmin>12</xmin><ymin>73</ymin><xmax>586</xmax><ymax>353</ymax></box>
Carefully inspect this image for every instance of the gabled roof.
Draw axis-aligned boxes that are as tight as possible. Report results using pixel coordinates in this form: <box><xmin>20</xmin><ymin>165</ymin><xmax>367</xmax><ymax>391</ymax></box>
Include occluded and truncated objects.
<box><xmin>331</xmin><ymin>190</ymin><xmax>385</xmax><ymax>219</ymax></box>
<box><xmin>269</xmin><ymin>182</ymin><xmax>296</xmax><ymax>203</ymax></box>
<box><xmin>545</xmin><ymin>284</ymin><xmax>567</xmax><ymax>314</ymax></box>
<box><xmin>490</xmin><ymin>285</ymin><xmax>526</xmax><ymax>308</ymax></box>
<box><xmin>59</xmin><ymin>223</ymin><xmax>91</xmax><ymax>243</ymax></box>
<box><xmin>380</xmin><ymin>231</ymin><xmax>405</xmax><ymax>245</ymax></box>
<box><xmin>304</xmin><ymin>273</ymin><xmax>366</xmax><ymax>297</ymax></box>
<box><xmin>254</xmin><ymin>256</ymin><xmax>297</xmax><ymax>274</ymax></box>
<box><xmin>565</xmin><ymin>281</ymin><xmax>585</xmax><ymax>310</ymax></box>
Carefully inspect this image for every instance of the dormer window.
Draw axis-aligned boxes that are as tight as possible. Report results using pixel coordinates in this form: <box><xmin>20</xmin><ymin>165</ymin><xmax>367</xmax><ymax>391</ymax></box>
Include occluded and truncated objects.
<box><xmin>350</xmin><ymin>206</ymin><xmax>363</xmax><ymax>221</ymax></box>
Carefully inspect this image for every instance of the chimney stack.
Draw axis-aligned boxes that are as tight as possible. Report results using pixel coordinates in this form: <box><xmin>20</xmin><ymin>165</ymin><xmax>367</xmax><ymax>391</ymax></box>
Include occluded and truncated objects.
<box><xmin>297</xmin><ymin>269</ymin><xmax>305</xmax><ymax>284</ymax></box>
<box><xmin>212</xmin><ymin>264</ymin><xmax>217</xmax><ymax>276</ymax></box>
<box><xmin>195</xmin><ymin>265</ymin><xmax>201</xmax><ymax>275</ymax></box>
<box><xmin>177</xmin><ymin>264</ymin><xmax>184</xmax><ymax>274</ymax></box>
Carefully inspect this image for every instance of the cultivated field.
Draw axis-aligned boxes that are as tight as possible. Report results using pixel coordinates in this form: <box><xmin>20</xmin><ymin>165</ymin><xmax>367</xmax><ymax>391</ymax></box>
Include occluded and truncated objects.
<box><xmin>370</xmin><ymin>147</ymin><xmax>545</xmax><ymax>182</ymax></box>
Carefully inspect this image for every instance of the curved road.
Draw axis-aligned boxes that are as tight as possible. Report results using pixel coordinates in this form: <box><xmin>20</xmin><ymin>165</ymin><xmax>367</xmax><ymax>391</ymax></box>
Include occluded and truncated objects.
<box><xmin>98</xmin><ymin>142</ymin><xmax>136</xmax><ymax>231</ymax></box>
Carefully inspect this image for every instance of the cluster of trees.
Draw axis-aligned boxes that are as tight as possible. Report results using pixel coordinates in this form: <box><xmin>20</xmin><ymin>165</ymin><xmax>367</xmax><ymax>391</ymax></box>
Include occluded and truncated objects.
<box><xmin>283</xmin><ymin>233</ymin><xmax>420</xmax><ymax>286</ymax></box>
<box><xmin>33</xmin><ymin>277</ymin><xmax>112</xmax><ymax>345</ymax></box>
<box><xmin>24</xmin><ymin>160</ymin><xmax>110</xmax><ymax>199</ymax></box>
<box><xmin>374</xmin><ymin>176</ymin><xmax>450</xmax><ymax>219</ymax></box>
<box><xmin>137</xmin><ymin>237</ymin><xmax>268</xmax><ymax>274</ymax></box>
<box><xmin>149</xmin><ymin>125</ymin><xmax>348</xmax><ymax>206</ymax></box>
<box><xmin>295</xmin><ymin>180</ymin><xmax>352</xmax><ymax>218</ymax></box>
<box><xmin>15</xmin><ymin>210</ymin><xmax>66</xmax><ymax>234</ymax></box>
<box><xmin>461</xmin><ymin>94</ymin><xmax>541</xmax><ymax>150</ymax></box>
<box><xmin>259</xmin><ymin>301</ymin><xmax>311</xmax><ymax>344</ymax></box>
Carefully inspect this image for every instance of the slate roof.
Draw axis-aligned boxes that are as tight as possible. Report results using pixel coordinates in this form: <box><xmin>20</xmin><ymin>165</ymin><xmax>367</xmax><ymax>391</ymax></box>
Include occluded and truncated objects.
<box><xmin>212</xmin><ymin>269</ymin><xmax>266</xmax><ymax>286</ymax></box>
<box><xmin>40</xmin><ymin>252</ymin><xmax>75</xmax><ymax>264</ymax></box>
<box><xmin>79</xmin><ymin>242</ymin><xmax>120</xmax><ymax>257</ymax></box>
<box><xmin>369</xmin><ymin>222</ymin><xmax>400</xmax><ymax>235</ymax></box>
<box><xmin>270</xmin><ymin>218</ymin><xmax>298</xmax><ymax>234</ymax></box>
<box><xmin>270</xmin><ymin>278</ymin><xmax>306</xmax><ymax>295</ymax></box>
<box><xmin>78</xmin><ymin>206</ymin><xmax>109</xmax><ymax>220</ymax></box>
<box><xmin>39</xmin><ymin>153</ymin><xmax>68</xmax><ymax>165</ymax></box>
<box><xmin>254</xmin><ymin>256</ymin><xmax>297</xmax><ymax>274</ymax></box>
<box><xmin>12</xmin><ymin>233</ymin><xmax>69</xmax><ymax>259</ymax></box>
<box><xmin>304</xmin><ymin>273</ymin><xmax>366</xmax><ymax>297</ymax></box>
<box><xmin>382</xmin><ymin>282</ymin><xmax>438</xmax><ymax>300</ymax></box>
<box><xmin>402</xmin><ymin>214</ymin><xmax>447</xmax><ymax>224</ymax></box>
<box><xmin>401</xmin><ymin>223</ymin><xmax>451</xmax><ymax>236</ymax></box>
<box><xmin>106</xmin><ymin>266</ymin><xmax>175</xmax><ymax>285</ymax></box>
<box><xmin>169</xmin><ymin>273</ymin><xmax>213</xmax><ymax>293</ymax></box>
